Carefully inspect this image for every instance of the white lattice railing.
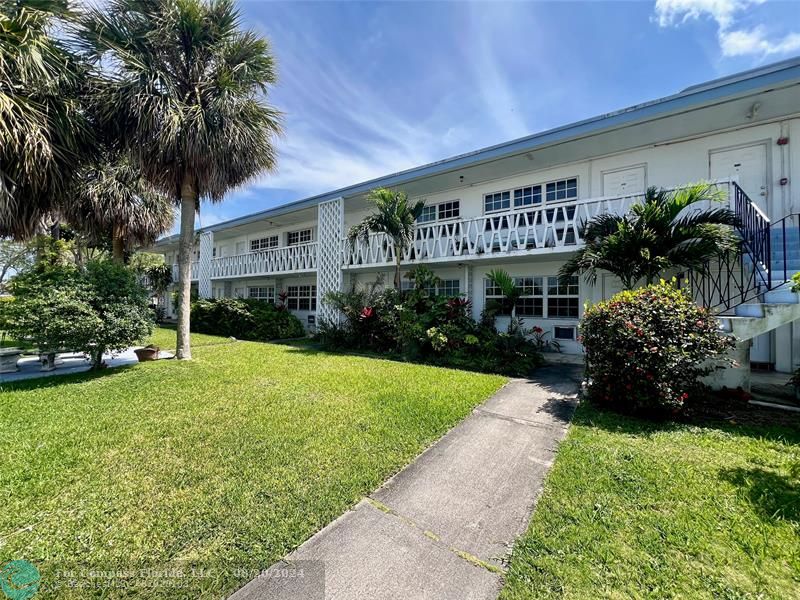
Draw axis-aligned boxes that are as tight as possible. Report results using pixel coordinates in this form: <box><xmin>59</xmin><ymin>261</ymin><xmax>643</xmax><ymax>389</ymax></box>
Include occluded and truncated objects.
<box><xmin>209</xmin><ymin>242</ymin><xmax>318</xmax><ymax>279</ymax></box>
<box><xmin>343</xmin><ymin>181</ymin><xmax>734</xmax><ymax>268</ymax></box>
<box><xmin>171</xmin><ymin>261</ymin><xmax>199</xmax><ymax>281</ymax></box>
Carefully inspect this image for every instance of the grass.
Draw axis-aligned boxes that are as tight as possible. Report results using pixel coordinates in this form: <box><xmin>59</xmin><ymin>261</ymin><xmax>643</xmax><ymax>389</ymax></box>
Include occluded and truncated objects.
<box><xmin>0</xmin><ymin>328</ymin><xmax>505</xmax><ymax>598</ymax></box>
<box><xmin>501</xmin><ymin>403</ymin><xmax>800</xmax><ymax>599</ymax></box>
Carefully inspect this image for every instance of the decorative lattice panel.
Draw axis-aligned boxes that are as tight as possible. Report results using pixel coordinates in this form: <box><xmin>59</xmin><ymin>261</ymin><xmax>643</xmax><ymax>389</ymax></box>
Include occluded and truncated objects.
<box><xmin>198</xmin><ymin>231</ymin><xmax>214</xmax><ymax>298</ymax></box>
<box><xmin>316</xmin><ymin>198</ymin><xmax>344</xmax><ymax>324</ymax></box>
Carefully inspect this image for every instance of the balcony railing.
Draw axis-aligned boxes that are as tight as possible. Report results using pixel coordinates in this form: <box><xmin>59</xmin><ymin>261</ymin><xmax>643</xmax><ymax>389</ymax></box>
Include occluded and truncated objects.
<box><xmin>210</xmin><ymin>242</ymin><xmax>317</xmax><ymax>279</ymax></box>
<box><xmin>171</xmin><ymin>261</ymin><xmax>198</xmax><ymax>281</ymax></box>
<box><xmin>343</xmin><ymin>181</ymin><xmax>735</xmax><ymax>268</ymax></box>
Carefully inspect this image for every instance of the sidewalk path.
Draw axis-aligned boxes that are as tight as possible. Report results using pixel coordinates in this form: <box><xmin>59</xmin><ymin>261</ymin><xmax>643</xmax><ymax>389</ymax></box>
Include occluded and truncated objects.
<box><xmin>230</xmin><ymin>365</ymin><xmax>581</xmax><ymax>600</ymax></box>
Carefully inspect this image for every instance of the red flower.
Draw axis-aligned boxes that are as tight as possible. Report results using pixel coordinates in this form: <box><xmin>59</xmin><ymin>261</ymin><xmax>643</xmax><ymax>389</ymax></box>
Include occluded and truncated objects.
<box><xmin>532</xmin><ymin>326</ymin><xmax>544</xmax><ymax>334</ymax></box>
<box><xmin>360</xmin><ymin>307</ymin><xmax>375</xmax><ymax>320</ymax></box>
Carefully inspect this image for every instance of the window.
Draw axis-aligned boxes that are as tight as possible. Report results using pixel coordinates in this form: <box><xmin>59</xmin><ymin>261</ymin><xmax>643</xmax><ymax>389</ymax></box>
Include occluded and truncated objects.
<box><xmin>250</xmin><ymin>236</ymin><xmax>278</xmax><ymax>252</ymax></box>
<box><xmin>248</xmin><ymin>286</ymin><xmax>275</xmax><ymax>302</ymax></box>
<box><xmin>514</xmin><ymin>185</ymin><xmax>542</xmax><ymax>208</ymax></box>
<box><xmin>417</xmin><ymin>201</ymin><xmax>460</xmax><ymax>224</ymax></box>
<box><xmin>418</xmin><ymin>205</ymin><xmax>437</xmax><ymax>224</ymax></box>
<box><xmin>553</xmin><ymin>326</ymin><xmax>576</xmax><ymax>340</ymax></box>
<box><xmin>546</xmin><ymin>276</ymin><xmax>579</xmax><ymax>318</ymax></box>
<box><xmin>439</xmin><ymin>279</ymin><xmax>461</xmax><ymax>297</ymax></box>
<box><xmin>545</xmin><ymin>178</ymin><xmax>578</xmax><ymax>203</ymax></box>
<box><xmin>286</xmin><ymin>285</ymin><xmax>317</xmax><ymax>311</ymax></box>
<box><xmin>233</xmin><ymin>287</ymin><xmax>245</xmax><ymax>298</ymax></box>
<box><xmin>484</xmin><ymin>191</ymin><xmax>511</xmax><ymax>213</ymax></box>
<box><xmin>485</xmin><ymin>276</ymin><xmax>543</xmax><ymax>317</ymax></box>
<box><xmin>485</xmin><ymin>275</ymin><xmax>579</xmax><ymax>319</ymax></box>
<box><xmin>287</xmin><ymin>229</ymin><xmax>312</xmax><ymax>246</ymax></box>
<box><xmin>438</xmin><ymin>201</ymin><xmax>460</xmax><ymax>220</ymax></box>
<box><xmin>485</xmin><ymin>178</ymin><xmax>577</xmax><ymax>215</ymax></box>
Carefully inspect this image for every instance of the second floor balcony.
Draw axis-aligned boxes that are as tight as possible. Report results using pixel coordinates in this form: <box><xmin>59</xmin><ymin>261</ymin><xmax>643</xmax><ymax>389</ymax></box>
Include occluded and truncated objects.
<box><xmin>210</xmin><ymin>241</ymin><xmax>318</xmax><ymax>279</ymax></box>
<box><xmin>342</xmin><ymin>181</ymin><xmax>734</xmax><ymax>269</ymax></box>
<box><xmin>171</xmin><ymin>261</ymin><xmax>199</xmax><ymax>282</ymax></box>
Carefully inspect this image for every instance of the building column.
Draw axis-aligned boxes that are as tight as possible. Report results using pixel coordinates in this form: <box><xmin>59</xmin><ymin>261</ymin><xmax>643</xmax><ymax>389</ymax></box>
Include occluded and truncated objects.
<box><xmin>316</xmin><ymin>197</ymin><xmax>345</xmax><ymax>324</ymax></box>
<box><xmin>198</xmin><ymin>231</ymin><xmax>213</xmax><ymax>299</ymax></box>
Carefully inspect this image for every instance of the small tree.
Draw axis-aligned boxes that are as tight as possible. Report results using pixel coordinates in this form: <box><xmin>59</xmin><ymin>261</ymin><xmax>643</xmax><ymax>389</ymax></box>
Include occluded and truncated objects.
<box><xmin>485</xmin><ymin>268</ymin><xmax>523</xmax><ymax>333</ymax></box>
<box><xmin>4</xmin><ymin>259</ymin><xmax>152</xmax><ymax>368</ymax></box>
<box><xmin>348</xmin><ymin>188</ymin><xmax>425</xmax><ymax>289</ymax></box>
<box><xmin>559</xmin><ymin>183</ymin><xmax>738</xmax><ymax>289</ymax></box>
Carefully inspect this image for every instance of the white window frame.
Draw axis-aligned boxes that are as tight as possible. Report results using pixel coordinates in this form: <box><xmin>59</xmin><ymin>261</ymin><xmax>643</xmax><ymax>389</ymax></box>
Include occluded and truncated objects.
<box><xmin>417</xmin><ymin>200</ymin><xmax>461</xmax><ymax>224</ymax></box>
<box><xmin>483</xmin><ymin>176</ymin><xmax>579</xmax><ymax>215</ymax></box>
<box><xmin>545</xmin><ymin>276</ymin><xmax>579</xmax><ymax>319</ymax></box>
<box><xmin>286</xmin><ymin>284</ymin><xmax>317</xmax><ymax>311</ymax></box>
<box><xmin>250</xmin><ymin>235</ymin><xmax>279</xmax><ymax>252</ymax></box>
<box><xmin>247</xmin><ymin>286</ymin><xmax>275</xmax><ymax>302</ymax></box>
<box><xmin>287</xmin><ymin>229</ymin><xmax>312</xmax><ymax>246</ymax></box>
<box><xmin>484</xmin><ymin>275</ymin><xmax>579</xmax><ymax>319</ymax></box>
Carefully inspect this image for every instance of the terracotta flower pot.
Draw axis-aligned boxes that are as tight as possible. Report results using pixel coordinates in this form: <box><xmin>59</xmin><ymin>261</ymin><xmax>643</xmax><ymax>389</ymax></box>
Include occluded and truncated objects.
<box><xmin>134</xmin><ymin>346</ymin><xmax>160</xmax><ymax>362</ymax></box>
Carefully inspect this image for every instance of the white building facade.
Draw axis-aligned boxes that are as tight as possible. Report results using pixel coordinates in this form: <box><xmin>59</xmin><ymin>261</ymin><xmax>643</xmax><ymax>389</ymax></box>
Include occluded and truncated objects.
<box><xmin>153</xmin><ymin>58</ymin><xmax>800</xmax><ymax>377</ymax></box>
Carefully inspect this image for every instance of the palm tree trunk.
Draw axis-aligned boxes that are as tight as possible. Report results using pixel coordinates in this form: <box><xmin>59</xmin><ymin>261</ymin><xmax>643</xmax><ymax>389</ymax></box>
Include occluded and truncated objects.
<box><xmin>394</xmin><ymin>251</ymin><xmax>402</xmax><ymax>290</ymax></box>
<box><xmin>176</xmin><ymin>174</ymin><xmax>196</xmax><ymax>360</ymax></box>
<box><xmin>111</xmin><ymin>226</ymin><xmax>125</xmax><ymax>263</ymax></box>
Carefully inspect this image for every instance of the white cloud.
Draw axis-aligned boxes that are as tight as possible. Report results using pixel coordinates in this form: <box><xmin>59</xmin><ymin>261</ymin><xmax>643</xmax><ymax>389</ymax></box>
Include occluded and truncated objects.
<box><xmin>654</xmin><ymin>0</ymin><xmax>762</xmax><ymax>29</ymax></box>
<box><xmin>653</xmin><ymin>0</ymin><xmax>800</xmax><ymax>58</ymax></box>
<box><xmin>719</xmin><ymin>26</ymin><xmax>800</xmax><ymax>56</ymax></box>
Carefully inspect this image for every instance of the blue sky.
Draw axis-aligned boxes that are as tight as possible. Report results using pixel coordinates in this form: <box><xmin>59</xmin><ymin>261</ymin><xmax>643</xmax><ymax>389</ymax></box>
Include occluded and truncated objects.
<box><xmin>198</xmin><ymin>0</ymin><xmax>800</xmax><ymax>227</ymax></box>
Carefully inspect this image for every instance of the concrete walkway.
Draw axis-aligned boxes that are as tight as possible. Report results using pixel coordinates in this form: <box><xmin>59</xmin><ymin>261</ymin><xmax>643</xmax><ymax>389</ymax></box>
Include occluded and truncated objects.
<box><xmin>230</xmin><ymin>365</ymin><xmax>581</xmax><ymax>600</ymax></box>
<box><xmin>0</xmin><ymin>348</ymin><xmax>174</xmax><ymax>383</ymax></box>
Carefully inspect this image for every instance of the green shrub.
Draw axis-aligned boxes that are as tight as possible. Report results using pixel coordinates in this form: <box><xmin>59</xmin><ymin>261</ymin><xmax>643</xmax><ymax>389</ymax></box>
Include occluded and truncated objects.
<box><xmin>318</xmin><ymin>270</ymin><xmax>543</xmax><ymax>377</ymax></box>
<box><xmin>581</xmin><ymin>280</ymin><xmax>734</xmax><ymax>418</ymax></box>
<box><xmin>190</xmin><ymin>298</ymin><xmax>305</xmax><ymax>341</ymax></box>
<box><xmin>2</xmin><ymin>259</ymin><xmax>153</xmax><ymax>368</ymax></box>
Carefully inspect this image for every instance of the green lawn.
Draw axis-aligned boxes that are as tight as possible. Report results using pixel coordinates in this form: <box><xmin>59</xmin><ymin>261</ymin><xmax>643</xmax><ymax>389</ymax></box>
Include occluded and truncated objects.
<box><xmin>0</xmin><ymin>328</ymin><xmax>505</xmax><ymax>598</ymax></box>
<box><xmin>501</xmin><ymin>403</ymin><xmax>800</xmax><ymax>599</ymax></box>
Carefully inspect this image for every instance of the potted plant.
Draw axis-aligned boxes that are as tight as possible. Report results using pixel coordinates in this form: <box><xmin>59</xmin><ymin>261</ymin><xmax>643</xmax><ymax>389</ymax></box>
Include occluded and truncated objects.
<box><xmin>134</xmin><ymin>345</ymin><xmax>160</xmax><ymax>362</ymax></box>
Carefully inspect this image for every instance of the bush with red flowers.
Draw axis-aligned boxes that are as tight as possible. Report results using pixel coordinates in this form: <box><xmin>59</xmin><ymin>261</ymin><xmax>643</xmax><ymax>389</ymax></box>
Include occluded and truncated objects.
<box><xmin>581</xmin><ymin>280</ymin><xmax>734</xmax><ymax>418</ymax></box>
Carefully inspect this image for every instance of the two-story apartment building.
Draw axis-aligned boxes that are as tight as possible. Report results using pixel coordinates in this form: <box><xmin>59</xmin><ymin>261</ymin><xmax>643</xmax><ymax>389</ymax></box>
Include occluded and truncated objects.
<box><xmin>153</xmin><ymin>57</ymin><xmax>800</xmax><ymax>377</ymax></box>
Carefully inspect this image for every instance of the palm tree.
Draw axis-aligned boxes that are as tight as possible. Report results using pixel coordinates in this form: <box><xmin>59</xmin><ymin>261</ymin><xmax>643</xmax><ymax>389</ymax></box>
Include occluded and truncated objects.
<box><xmin>486</xmin><ymin>268</ymin><xmax>524</xmax><ymax>333</ymax></box>
<box><xmin>0</xmin><ymin>0</ymin><xmax>92</xmax><ymax>239</ymax></box>
<box><xmin>348</xmin><ymin>188</ymin><xmax>425</xmax><ymax>289</ymax></box>
<box><xmin>559</xmin><ymin>183</ymin><xmax>738</xmax><ymax>290</ymax></box>
<box><xmin>81</xmin><ymin>0</ymin><xmax>282</xmax><ymax>359</ymax></box>
<box><xmin>64</xmin><ymin>155</ymin><xmax>175</xmax><ymax>263</ymax></box>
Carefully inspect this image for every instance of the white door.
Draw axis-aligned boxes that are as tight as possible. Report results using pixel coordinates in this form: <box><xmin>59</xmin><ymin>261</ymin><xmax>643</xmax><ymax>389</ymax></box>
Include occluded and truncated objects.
<box><xmin>709</xmin><ymin>144</ymin><xmax>769</xmax><ymax>214</ymax></box>
<box><xmin>236</xmin><ymin>241</ymin><xmax>246</xmax><ymax>255</ymax></box>
<box><xmin>602</xmin><ymin>166</ymin><xmax>646</xmax><ymax>197</ymax></box>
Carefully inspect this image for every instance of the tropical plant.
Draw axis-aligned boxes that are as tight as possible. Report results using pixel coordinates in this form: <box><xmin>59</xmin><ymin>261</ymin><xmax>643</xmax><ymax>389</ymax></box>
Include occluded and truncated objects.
<box><xmin>81</xmin><ymin>0</ymin><xmax>282</xmax><ymax>359</ymax></box>
<box><xmin>559</xmin><ymin>183</ymin><xmax>738</xmax><ymax>290</ymax></box>
<box><xmin>319</xmin><ymin>275</ymin><xmax>544</xmax><ymax>376</ymax></box>
<box><xmin>348</xmin><ymin>188</ymin><xmax>425</xmax><ymax>289</ymax></box>
<box><xmin>63</xmin><ymin>155</ymin><xmax>175</xmax><ymax>263</ymax></box>
<box><xmin>580</xmin><ymin>280</ymin><xmax>734</xmax><ymax>418</ymax></box>
<box><xmin>0</xmin><ymin>0</ymin><xmax>92</xmax><ymax>239</ymax></box>
<box><xmin>485</xmin><ymin>268</ymin><xmax>523</xmax><ymax>332</ymax></box>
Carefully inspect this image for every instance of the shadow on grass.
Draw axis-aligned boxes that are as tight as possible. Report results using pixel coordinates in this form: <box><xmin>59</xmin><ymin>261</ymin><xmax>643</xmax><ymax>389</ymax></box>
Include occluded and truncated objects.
<box><xmin>0</xmin><ymin>364</ymin><xmax>138</xmax><ymax>393</ymax></box>
<box><xmin>720</xmin><ymin>465</ymin><xmax>800</xmax><ymax>524</ymax></box>
<box><xmin>573</xmin><ymin>399</ymin><xmax>800</xmax><ymax>447</ymax></box>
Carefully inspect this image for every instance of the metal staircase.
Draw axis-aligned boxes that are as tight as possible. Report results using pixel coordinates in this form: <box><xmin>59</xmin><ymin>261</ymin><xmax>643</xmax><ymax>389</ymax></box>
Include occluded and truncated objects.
<box><xmin>676</xmin><ymin>183</ymin><xmax>800</xmax><ymax>388</ymax></box>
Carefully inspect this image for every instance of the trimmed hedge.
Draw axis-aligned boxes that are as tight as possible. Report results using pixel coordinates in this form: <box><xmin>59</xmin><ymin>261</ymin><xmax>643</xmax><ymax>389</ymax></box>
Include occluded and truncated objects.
<box><xmin>191</xmin><ymin>298</ymin><xmax>305</xmax><ymax>341</ymax></box>
<box><xmin>581</xmin><ymin>280</ymin><xmax>733</xmax><ymax>418</ymax></box>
